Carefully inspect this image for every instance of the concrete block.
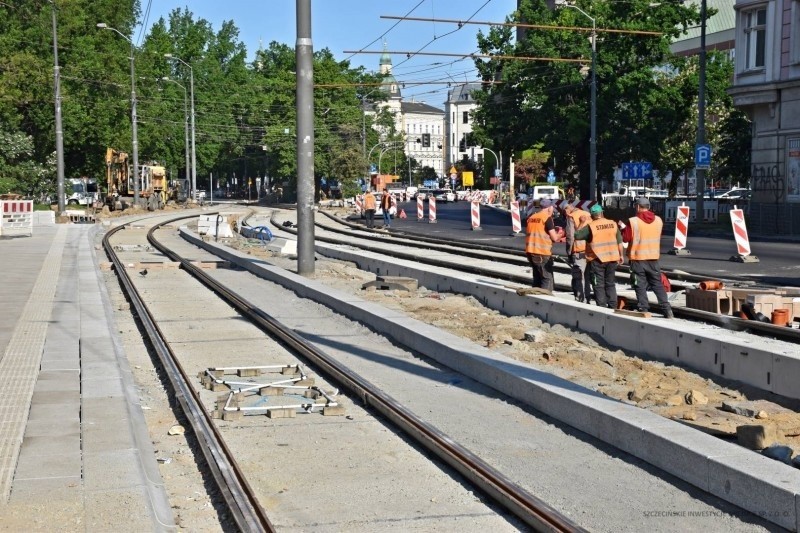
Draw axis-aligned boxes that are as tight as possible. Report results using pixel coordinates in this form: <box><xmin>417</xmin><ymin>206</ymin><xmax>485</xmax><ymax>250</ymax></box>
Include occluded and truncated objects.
<box><xmin>281</xmin><ymin>366</ymin><xmax>300</xmax><ymax>375</ymax></box>
<box><xmin>604</xmin><ymin>313</ymin><xmax>641</xmax><ymax>351</ymax></box>
<box><xmin>222</xmin><ymin>410</ymin><xmax>244</xmax><ymax>421</ymax></box>
<box><xmin>675</xmin><ymin>331</ymin><xmax>721</xmax><ymax>374</ymax></box>
<box><xmin>720</xmin><ymin>343</ymin><xmax>774</xmax><ymax>391</ymax></box>
<box><xmin>638</xmin><ymin>421</ymin><xmax>721</xmax><ymax>491</ymax></box>
<box><xmin>708</xmin><ymin>453</ymin><xmax>800</xmax><ymax>531</ymax></box>
<box><xmin>633</xmin><ymin>321</ymin><xmax>681</xmax><ymax>363</ymax></box>
<box><xmin>294</xmin><ymin>378</ymin><xmax>315</xmax><ymax>386</ymax></box>
<box><xmin>686</xmin><ymin>288</ymin><xmax>732</xmax><ymax>315</ymax></box>
<box><xmin>267</xmin><ymin>408</ymin><xmax>296</xmax><ymax>419</ymax></box>
<box><xmin>572</xmin><ymin>305</ymin><xmax>607</xmax><ymax>336</ymax></box>
<box><xmin>546</xmin><ymin>299</ymin><xmax>578</xmax><ymax>328</ymax></box>
<box><xmin>772</xmin><ymin>353</ymin><xmax>800</xmax><ymax>400</ymax></box>
<box><xmin>259</xmin><ymin>386</ymin><xmax>285</xmax><ymax>396</ymax></box>
<box><xmin>237</xmin><ymin>368</ymin><xmax>259</xmax><ymax>377</ymax></box>
<box><xmin>323</xmin><ymin>405</ymin><xmax>346</xmax><ymax>416</ymax></box>
<box><xmin>736</xmin><ymin>424</ymin><xmax>778</xmax><ymax>450</ymax></box>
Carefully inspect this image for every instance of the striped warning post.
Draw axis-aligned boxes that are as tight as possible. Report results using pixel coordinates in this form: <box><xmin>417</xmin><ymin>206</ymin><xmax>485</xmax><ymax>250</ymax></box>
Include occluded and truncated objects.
<box><xmin>510</xmin><ymin>201</ymin><xmax>522</xmax><ymax>234</ymax></box>
<box><xmin>669</xmin><ymin>204</ymin><xmax>691</xmax><ymax>256</ymax></box>
<box><xmin>417</xmin><ymin>195</ymin><xmax>424</xmax><ymax>221</ymax></box>
<box><xmin>729</xmin><ymin>206</ymin><xmax>759</xmax><ymax>263</ymax></box>
<box><xmin>355</xmin><ymin>195</ymin><xmax>363</xmax><ymax>213</ymax></box>
<box><xmin>0</xmin><ymin>199</ymin><xmax>33</xmax><ymax>236</ymax></box>
<box><xmin>471</xmin><ymin>200</ymin><xmax>482</xmax><ymax>231</ymax></box>
<box><xmin>428</xmin><ymin>196</ymin><xmax>437</xmax><ymax>223</ymax></box>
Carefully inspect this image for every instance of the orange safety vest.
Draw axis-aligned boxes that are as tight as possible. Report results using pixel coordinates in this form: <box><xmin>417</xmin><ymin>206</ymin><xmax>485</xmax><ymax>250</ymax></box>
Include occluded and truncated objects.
<box><xmin>628</xmin><ymin>215</ymin><xmax>663</xmax><ymax>260</ymax></box>
<box><xmin>363</xmin><ymin>193</ymin><xmax>376</xmax><ymax>210</ymax></box>
<box><xmin>567</xmin><ymin>209</ymin><xmax>589</xmax><ymax>254</ymax></box>
<box><xmin>585</xmin><ymin>218</ymin><xmax>620</xmax><ymax>263</ymax></box>
<box><xmin>525</xmin><ymin>212</ymin><xmax>553</xmax><ymax>256</ymax></box>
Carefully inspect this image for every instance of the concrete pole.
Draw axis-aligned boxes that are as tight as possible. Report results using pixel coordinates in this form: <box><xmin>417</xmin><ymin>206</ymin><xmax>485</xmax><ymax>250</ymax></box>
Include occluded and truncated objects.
<box><xmin>129</xmin><ymin>40</ymin><xmax>139</xmax><ymax>205</ymax></box>
<box><xmin>51</xmin><ymin>3</ymin><xmax>65</xmax><ymax>214</ymax></box>
<box><xmin>696</xmin><ymin>0</ymin><xmax>707</xmax><ymax>221</ymax></box>
<box><xmin>589</xmin><ymin>21</ymin><xmax>597</xmax><ymax>201</ymax></box>
<box><xmin>296</xmin><ymin>0</ymin><xmax>315</xmax><ymax>276</ymax></box>
<box><xmin>189</xmin><ymin>66</ymin><xmax>196</xmax><ymax>202</ymax></box>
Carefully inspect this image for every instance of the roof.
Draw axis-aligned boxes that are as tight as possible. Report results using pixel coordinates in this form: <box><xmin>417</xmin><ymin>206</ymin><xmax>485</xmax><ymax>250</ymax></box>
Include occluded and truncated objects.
<box><xmin>448</xmin><ymin>82</ymin><xmax>483</xmax><ymax>103</ymax></box>
<box><xmin>401</xmin><ymin>101</ymin><xmax>444</xmax><ymax>115</ymax></box>
<box><xmin>672</xmin><ymin>0</ymin><xmax>735</xmax><ymax>43</ymax></box>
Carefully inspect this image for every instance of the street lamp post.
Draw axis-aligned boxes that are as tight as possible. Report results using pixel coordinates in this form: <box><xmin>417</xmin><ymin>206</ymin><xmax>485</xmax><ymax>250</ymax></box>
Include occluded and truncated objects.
<box><xmin>164</xmin><ymin>54</ymin><xmax>196</xmax><ymax>202</ymax></box>
<box><xmin>161</xmin><ymin>77</ymin><xmax>190</xmax><ymax>198</ymax></box>
<box><xmin>482</xmin><ymin>147</ymin><xmax>502</xmax><ymax>188</ymax></box>
<box><xmin>555</xmin><ymin>0</ymin><xmax>597</xmax><ymax>201</ymax></box>
<box><xmin>51</xmin><ymin>2</ymin><xmax>65</xmax><ymax>214</ymax></box>
<box><xmin>696</xmin><ymin>0</ymin><xmax>707</xmax><ymax>220</ymax></box>
<box><xmin>97</xmin><ymin>22</ymin><xmax>139</xmax><ymax>205</ymax></box>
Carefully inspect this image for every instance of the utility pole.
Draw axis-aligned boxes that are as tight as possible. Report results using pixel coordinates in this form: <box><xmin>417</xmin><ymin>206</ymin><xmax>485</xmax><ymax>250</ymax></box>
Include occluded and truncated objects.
<box><xmin>296</xmin><ymin>0</ymin><xmax>315</xmax><ymax>276</ymax></box>
<box><xmin>695</xmin><ymin>0</ymin><xmax>707</xmax><ymax>221</ymax></box>
<box><xmin>51</xmin><ymin>2</ymin><xmax>65</xmax><ymax>214</ymax></box>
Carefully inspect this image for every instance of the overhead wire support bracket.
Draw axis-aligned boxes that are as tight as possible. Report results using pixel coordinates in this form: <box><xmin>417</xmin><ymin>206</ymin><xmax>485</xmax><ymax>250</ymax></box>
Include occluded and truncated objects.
<box><xmin>380</xmin><ymin>15</ymin><xmax>663</xmax><ymax>37</ymax></box>
<box><xmin>343</xmin><ymin>50</ymin><xmax>587</xmax><ymax>63</ymax></box>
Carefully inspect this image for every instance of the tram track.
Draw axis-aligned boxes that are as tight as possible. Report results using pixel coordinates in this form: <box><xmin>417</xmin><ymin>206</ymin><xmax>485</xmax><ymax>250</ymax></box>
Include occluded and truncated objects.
<box><xmin>263</xmin><ymin>209</ymin><xmax>800</xmax><ymax>343</ymax></box>
<box><xmin>103</xmin><ymin>213</ymin><xmax>586</xmax><ymax>532</ymax></box>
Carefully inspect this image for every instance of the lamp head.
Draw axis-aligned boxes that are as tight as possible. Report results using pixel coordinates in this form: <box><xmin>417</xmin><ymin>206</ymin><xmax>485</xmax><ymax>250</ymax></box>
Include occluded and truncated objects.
<box><xmin>164</xmin><ymin>53</ymin><xmax>173</xmax><ymax>58</ymax></box>
<box><xmin>96</xmin><ymin>22</ymin><xmax>108</xmax><ymax>29</ymax></box>
<box><xmin>554</xmin><ymin>0</ymin><xmax>570</xmax><ymax>6</ymax></box>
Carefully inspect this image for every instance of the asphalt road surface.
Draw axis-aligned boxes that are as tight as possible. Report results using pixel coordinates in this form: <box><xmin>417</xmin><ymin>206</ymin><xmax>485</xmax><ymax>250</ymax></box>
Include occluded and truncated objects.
<box><xmin>380</xmin><ymin>200</ymin><xmax>799</xmax><ymax>287</ymax></box>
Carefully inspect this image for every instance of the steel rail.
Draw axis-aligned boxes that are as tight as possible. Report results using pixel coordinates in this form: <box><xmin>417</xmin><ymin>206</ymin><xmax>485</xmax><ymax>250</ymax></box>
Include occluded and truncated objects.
<box><xmin>103</xmin><ymin>219</ymin><xmax>275</xmax><ymax>533</ymax></box>
<box><xmin>150</xmin><ymin>214</ymin><xmax>586</xmax><ymax>532</ymax></box>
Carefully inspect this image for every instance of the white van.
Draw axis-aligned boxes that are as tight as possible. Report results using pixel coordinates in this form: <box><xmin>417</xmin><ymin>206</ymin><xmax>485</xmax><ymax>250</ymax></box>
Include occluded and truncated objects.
<box><xmin>531</xmin><ymin>185</ymin><xmax>564</xmax><ymax>202</ymax></box>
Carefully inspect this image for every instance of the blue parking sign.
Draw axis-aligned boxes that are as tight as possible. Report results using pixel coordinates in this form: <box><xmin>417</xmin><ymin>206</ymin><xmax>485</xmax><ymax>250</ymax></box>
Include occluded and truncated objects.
<box><xmin>547</xmin><ymin>170</ymin><xmax>556</xmax><ymax>184</ymax></box>
<box><xmin>695</xmin><ymin>144</ymin><xmax>712</xmax><ymax>169</ymax></box>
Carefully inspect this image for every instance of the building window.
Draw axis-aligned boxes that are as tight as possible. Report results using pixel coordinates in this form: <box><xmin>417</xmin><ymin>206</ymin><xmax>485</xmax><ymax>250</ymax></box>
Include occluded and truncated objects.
<box><xmin>744</xmin><ymin>7</ymin><xmax>766</xmax><ymax>70</ymax></box>
<box><xmin>452</xmin><ymin>112</ymin><xmax>455</xmax><ymax>124</ymax></box>
<box><xmin>462</xmin><ymin>111</ymin><xmax>469</xmax><ymax>124</ymax></box>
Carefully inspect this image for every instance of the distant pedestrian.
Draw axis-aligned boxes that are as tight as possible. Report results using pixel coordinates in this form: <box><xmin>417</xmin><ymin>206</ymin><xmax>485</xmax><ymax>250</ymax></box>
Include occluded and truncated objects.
<box><xmin>363</xmin><ymin>188</ymin><xmax>377</xmax><ymax>228</ymax></box>
<box><xmin>524</xmin><ymin>199</ymin><xmax>565</xmax><ymax>291</ymax></box>
<box><xmin>575</xmin><ymin>204</ymin><xmax>624</xmax><ymax>308</ymax></box>
<box><xmin>622</xmin><ymin>197</ymin><xmax>673</xmax><ymax>318</ymax></box>
<box><xmin>380</xmin><ymin>188</ymin><xmax>396</xmax><ymax>228</ymax></box>
<box><xmin>564</xmin><ymin>203</ymin><xmax>592</xmax><ymax>303</ymax></box>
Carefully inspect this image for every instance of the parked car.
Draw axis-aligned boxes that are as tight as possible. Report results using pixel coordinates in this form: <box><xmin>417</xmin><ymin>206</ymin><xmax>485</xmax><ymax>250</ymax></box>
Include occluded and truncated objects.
<box><xmin>716</xmin><ymin>187</ymin><xmax>750</xmax><ymax>200</ymax></box>
<box><xmin>413</xmin><ymin>188</ymin><xmax>433</xmax><ymax>200</ymax></box>
<box><xmin>432</xmin><ymin>189</ymin><xmax>456</xmax><ymax>202</ymax></box>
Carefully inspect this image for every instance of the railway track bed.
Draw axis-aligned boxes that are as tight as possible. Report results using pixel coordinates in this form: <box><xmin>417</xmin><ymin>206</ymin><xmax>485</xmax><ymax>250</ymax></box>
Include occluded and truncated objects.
<box><xmin>98</xmin><ymin>209</ymin><xmax>798</xmax><ymax>530</ymax></box>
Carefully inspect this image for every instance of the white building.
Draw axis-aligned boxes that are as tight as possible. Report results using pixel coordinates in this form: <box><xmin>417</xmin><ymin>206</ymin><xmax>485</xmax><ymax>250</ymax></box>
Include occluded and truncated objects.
<box><xmin>367</xmin><ymin>46</ymin><xmax>446</xmax><ymax>180</ymax></box>
<box><xmin>728</xmin><ymin>0</ymin><xmax>800</xmax><ymax>234</ymax></box>
<box><xmin>445</xmin><ymin>83</ymin><xmax>483</xmax><ymax>169</ymax></box>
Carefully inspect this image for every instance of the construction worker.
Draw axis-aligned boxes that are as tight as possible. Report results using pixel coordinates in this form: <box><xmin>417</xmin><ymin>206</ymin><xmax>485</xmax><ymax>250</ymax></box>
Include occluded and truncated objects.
<box><xmin>363</xmin><ymin>188</ymin><xmax>377</xmax><ymax>229</ymax></box>
<box><xmin>525</xmin><ymin>199</ymin><xmax>565</xmax><ymax>291</ymax></box>
<box><xmin>621</xmin><ymin>197</ymin><xmax>673</xmax><ymax>318</ymax></box>
<box><xmin>575</xmin><ymin>204</ymin><xmax>624</xmax><ymax>308</ymax></box>
<box><xmin>564</xmin><ymin>203</ymin><xmax>592</xmax><ymax>302</ymax></box>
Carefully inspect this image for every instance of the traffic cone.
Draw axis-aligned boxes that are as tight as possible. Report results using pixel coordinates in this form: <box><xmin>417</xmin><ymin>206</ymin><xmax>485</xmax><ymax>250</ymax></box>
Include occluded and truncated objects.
<box><xmin>399</xmin><ymin>209</ymin><xmax>407</xmax><ymax>219</ymax></box>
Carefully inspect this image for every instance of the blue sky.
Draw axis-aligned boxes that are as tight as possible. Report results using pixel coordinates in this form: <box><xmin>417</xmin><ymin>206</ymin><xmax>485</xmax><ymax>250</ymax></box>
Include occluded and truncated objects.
<box><xmin>140</xmin><ymin>0</ymin><xmax>518</xmax><ymax>107</ymax></box>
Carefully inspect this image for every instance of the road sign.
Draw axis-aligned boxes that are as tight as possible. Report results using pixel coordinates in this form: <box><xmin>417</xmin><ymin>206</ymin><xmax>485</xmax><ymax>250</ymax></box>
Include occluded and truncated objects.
<box><xmin>621</xmin><ymin>161</ymin><xmax>653</xmax><ymax>180</ymax></box>
<box><xmin>547</xmin><ymin>170</ymin><xmax>556</xmax><ymax>184</ymax></box>
<box><xmin>370</xmin><ymin>164</ymin><xmax>377</xmax><ymax>174</ymax></box>
<box><xmin>494</xmin><ymin>168</ymin><xmax>501</xmax><ymax>177</ymax></box>
<box><xmin>448</xmin><ymin>166</ymin><xmax>457</xmax><ymax>175</ymax></box>
<box><xmin>695</xmin><ymin>144</ymin><xmax>712</xmax><ymax>169</ymax></box>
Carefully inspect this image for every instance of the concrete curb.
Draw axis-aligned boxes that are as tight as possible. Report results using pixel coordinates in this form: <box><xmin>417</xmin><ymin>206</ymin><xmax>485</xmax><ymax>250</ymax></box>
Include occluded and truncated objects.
<box><xmin>180</xmin><ymin>226</ymin><xmax>800</xmax><ymax>531</ymax></box>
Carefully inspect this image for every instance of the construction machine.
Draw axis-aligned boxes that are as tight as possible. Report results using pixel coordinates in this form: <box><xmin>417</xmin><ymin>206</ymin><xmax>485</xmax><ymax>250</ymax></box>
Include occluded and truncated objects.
<box><xmin>140</xmin><ymin>163</ymin><xmax>168</xmax><ymax>210</ymax></box>
<box><xmin>104</xmin><ymin>147</ymin><xmax>130</xmax><ymax>210</ymax></box>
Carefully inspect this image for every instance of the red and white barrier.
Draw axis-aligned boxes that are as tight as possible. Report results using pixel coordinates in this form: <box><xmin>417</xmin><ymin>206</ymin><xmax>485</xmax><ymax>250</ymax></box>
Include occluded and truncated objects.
<box><xmin>417</xmin><ymin>195</ymin><xmax>424</xmax><ymax>221</ymax></box>
<box><xmin>510</xmin><ymin>201</ymin><xmax>522</xmax><ymax>234</ymax></box>
<box><xmin>471</xmin><ymin>200</ymin><xmax>481</xmax><ymax>231</ymax></box>
<box><xmin>729</xmin><ymin>206</ymin><xmax>759</xmax><ymax>263</ymax></box>
<box><xmin>428</xmin><ymin>196</ymin><xmax>437</xmax><ymax>223</ymax></box>
<box><xmin>0</xmin><ymin>199</ymin><xmax>33</xmax><ymax>236</ymax></box>
<box><xmin>669</xmin><ymin>204</ymin><xmax>691</xmax><ymax>256</ymax></box>
<box><xmin>355</xmin><ymin>195</ymin><xmax>363</xmax><ymax>213</ymax></box>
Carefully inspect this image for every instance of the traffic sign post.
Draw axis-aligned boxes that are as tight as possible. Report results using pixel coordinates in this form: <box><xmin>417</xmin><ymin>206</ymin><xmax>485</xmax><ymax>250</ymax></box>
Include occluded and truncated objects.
<box><xmin>547</xmin><ymin>170</ymin><xmax>556</xmax><ymax>184</ymax></box>
<box><xmin>621</xmin><ymin>162</ymin><xmax>653</xmax><ymax>180</ymax></box>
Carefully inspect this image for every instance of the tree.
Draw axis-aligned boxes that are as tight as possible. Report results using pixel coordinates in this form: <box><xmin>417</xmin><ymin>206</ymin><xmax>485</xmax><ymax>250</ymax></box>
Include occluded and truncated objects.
<box><xmin>472</xmin><ymin>0</ymin><xmax>702</xmax><ymax>199</ymax></box>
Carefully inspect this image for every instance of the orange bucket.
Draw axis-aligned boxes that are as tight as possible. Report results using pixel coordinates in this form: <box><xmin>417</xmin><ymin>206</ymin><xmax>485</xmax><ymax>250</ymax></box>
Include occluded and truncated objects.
<box><xmin>771</xmin><ymin>309</ymin><xmax>790</xmax><ymax>327</ymax></box>
<box><xmin>699</xmin><ymin>280</ymin><xmax>724</xmax><ymax>291</ymax></box>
